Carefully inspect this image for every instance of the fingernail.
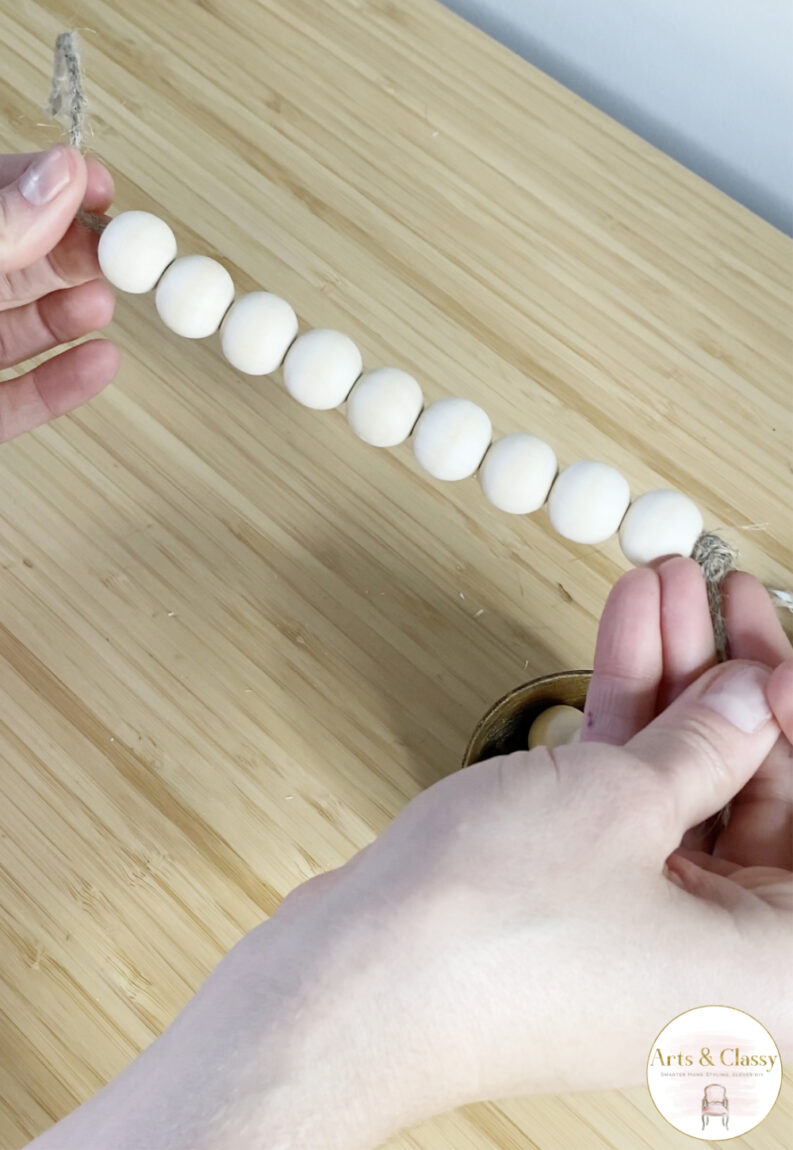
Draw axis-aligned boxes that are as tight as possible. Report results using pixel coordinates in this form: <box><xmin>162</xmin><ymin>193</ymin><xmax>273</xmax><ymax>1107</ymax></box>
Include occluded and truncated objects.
<box><xmin>19</xmin><ymin>146</ymin><xmax>73</xmax><ymax>206</ymax></box>
<box><xmin>701</xmin><ymin>665</ymin><xmax>772</xmax><ymax>734</ymax></box>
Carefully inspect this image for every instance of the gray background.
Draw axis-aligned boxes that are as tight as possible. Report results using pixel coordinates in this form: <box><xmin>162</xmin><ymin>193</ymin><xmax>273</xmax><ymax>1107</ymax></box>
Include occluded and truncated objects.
<box><xmin>441</xmin><ymin>0</ymin><xmax>793</xmax><ymax>235</ymax></box>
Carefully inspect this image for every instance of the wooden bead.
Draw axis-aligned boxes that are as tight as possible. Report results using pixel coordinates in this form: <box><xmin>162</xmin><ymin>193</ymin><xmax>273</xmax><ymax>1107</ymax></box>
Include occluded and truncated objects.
<box><xmin>220</xmin><ymin>292</ymin><xmax>298</xmax><ymax>375</ymax></box>
<box><xmin>480</xmin><ymin>433</ymin><xmax>558</xmax><ymax>514</ymax></box>
<box><xmin>346</xmin><ymin>368</ymin><xmax>423</xmax><ymax>446</ymax></box>
<box><xmin>548</xmin><ymin>460</ymin><xmax>631</xmax><ymax>544</ymax></box>
<box><xmin>282</xmin><ymin>329</ymin><xmax>362</xmax><ymax>409</ymax></box>
<box><xmin>155</xmin><ymin>255</ymin><xmax>235</xmax><ymax>339</ymax></box>
<box><xmin>528</xmin><ymin>705</ymin><xmax>584</xmax><ymax>749</ymax></box>
<box><xmin>98</xmin><ymin>210</ymin><xmax>177</xmax><ymax>293</ymax></box>
<box><xmin>412</xmin><ymin>397</ymin><xmax>492</xmax><ymax>481</ymax></box>
<box><xmin>619</xmin><ymin>489</ymin><xmax>704</xmax><ymax>565</ymax></box>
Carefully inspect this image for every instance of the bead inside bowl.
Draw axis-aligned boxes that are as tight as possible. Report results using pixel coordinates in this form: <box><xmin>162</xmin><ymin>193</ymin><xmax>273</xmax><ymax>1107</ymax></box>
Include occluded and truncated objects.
<box><xmin>462</xmin><ymin>670</ymin><xmax>592</xmax><ymax>768</ymax></box>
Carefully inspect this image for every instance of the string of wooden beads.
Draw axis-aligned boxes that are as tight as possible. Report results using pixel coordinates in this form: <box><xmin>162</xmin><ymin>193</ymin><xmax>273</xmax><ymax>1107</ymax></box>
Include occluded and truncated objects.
<box><xmin>98</xmin><ymin>210</ymin><xmax>706</xmax><ymax>566</ymax></box>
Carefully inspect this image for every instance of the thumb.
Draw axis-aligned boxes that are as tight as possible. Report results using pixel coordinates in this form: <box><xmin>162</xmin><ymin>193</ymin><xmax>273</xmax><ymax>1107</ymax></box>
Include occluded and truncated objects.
<box><xmin>627</xmin><ymin>661</ymin><xmax>779</xmax><ymax>844</ymax></box>
<box><xmin>0</xmin><ymin>145</ymin><xmax>87</xmax><ymax>274</ymax></box>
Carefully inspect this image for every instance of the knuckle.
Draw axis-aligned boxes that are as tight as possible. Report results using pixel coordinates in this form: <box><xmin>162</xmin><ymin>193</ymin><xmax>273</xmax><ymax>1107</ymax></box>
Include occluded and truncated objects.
<box><xmin>669</xmin><ymin>714</ymin><xmax>728</xmax><ymax>785</ymax></box>
<box><xmin>646</xmin><ymin>715</ymin><xmax>731</xmax><ymax>832</ymax></box>
<box><xmin>30</xmin><ymin>365</ymin><xmax>57</xmax><ymax>419</ymax></box>
<box><xmin>36</xmin><ymin>296</ymin><xmax>65</xmax><ymax>347</ymax></box>
<box><xmin>45</xmin><ymin>244</ymin><xmax>73</xmax><ymax>289</ymax></box>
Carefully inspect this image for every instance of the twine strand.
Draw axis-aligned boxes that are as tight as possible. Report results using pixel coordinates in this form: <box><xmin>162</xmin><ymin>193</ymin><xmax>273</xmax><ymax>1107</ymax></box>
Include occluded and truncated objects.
<box><xmin>47</xmin><ymin>30</ymin><xmax>106</xmax><ymax>233</ymax></box>
<box><xmin>689</xmin><ymin>531</ymin><xmax>737</xmax><ymax>835</ymax></box>
<box><xmin>692</xmin><ymin>531</ymin><xmax>738</xmax><ymax>662</ymax></box>
<box><xmin>47</xmin><ymin>31</ymin><xmax>86</xmax><ymax>149</ymax></box>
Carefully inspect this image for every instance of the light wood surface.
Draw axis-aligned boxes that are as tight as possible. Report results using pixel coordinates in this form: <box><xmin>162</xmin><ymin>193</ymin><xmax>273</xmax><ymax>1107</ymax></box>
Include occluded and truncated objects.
<box><xmin>1</xmin><ymin>1</ymin><xmax>791</xmax><ymax>1147</ymax></box>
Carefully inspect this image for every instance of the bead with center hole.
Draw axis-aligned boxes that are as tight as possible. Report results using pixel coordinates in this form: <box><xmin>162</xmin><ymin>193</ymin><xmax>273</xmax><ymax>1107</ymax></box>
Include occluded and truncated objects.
<box><xmin>221</xmin><ymin>292</ymin><xmax>298</xmax><ymax>375</ymax></box>
<box><xmin>283</xmin><ymin>329</ymin><xmax>363</xmax><ymax>409</ymax></box>
<box><xmin>346</xmin><ymin>368</ymin><xmax>424</xmax><ymax>446</ymax></box>
<box><xmin>155</xmin><ymin>255</ymin><xmax>235</xmax><ymax>339</ymax></box>
<box><xmin>619</xmin><ymin>489</ymin><xmax>704</xmax><ymax>565</ymax></box>
<box><xmin>412</xmin><ymin>397</ymin><xmax>492</xmax><ymax>481</ymax></box>
<box><xmin>528</xmin><ymin>705</ymin><xmax>584</xmax><ymax>748</ymax></box>
<box><xmin>98</xmin><ymin>210</ymin><xmax>177</xmax><ymax>294</ymax></box>
<box><xmin>548</xmin><ymin>460</ymin><xmax>631</xmax><ymax>544</ymax></box>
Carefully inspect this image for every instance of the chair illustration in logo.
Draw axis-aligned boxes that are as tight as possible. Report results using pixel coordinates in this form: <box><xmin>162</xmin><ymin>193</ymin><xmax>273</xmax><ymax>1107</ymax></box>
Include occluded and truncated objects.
<box><xmin>702</xmin><ymin>1083</ymin><xmax>729</xmax><ymax>1130</ymax></box>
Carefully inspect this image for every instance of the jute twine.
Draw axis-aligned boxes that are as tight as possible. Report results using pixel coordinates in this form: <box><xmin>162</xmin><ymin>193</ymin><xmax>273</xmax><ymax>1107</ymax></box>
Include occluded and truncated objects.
<box><xmin>692</xmin><ymin>532</ymin><xmax>738</xmax><ymax>662</ymax></box>
<box><xmin>47</xmin><ymin>31</ymin><xmax>106</xmax><ymax>234</ymax></box>
<box><xmin>48</xmin><ymin>31</ymin><xmax>86</xmax><ymax>148</ymax></box>
<box><xmin>45</xmin><ymin>31</ymin><xmax>791</xmax><ymax>666</ymax></box>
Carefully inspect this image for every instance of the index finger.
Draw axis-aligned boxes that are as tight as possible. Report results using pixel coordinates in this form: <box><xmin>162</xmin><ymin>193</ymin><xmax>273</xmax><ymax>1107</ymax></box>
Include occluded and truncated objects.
<box><xmin>724</xmin><ymin>571</ymin><xmax>793</xmax><ymax>666</ymax></box>
<box><xmin>582</xmin><ymin>567</ymin><xmax>662</xmax><ymax>745</ymax></box>
<box><xmin>82</xmin><ymin>156</ymin><xmax>115</xmax><ymax>214</ymax></box>
<box><xmin>0</xmin><ymin>152</ymin><xmax>114</xmax><ymax>212</ymax></box>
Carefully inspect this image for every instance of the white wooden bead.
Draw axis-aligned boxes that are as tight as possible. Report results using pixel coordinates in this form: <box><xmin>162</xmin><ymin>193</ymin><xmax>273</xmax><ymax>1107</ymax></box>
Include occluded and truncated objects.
<box><xmin>480</xmin><ymin>433</ymin><xmax>558</xmax><ymax>514</ymax></box>
<box><xmin>548</xmin><ymin>460</ymin><xmax>631</xmax><ymax>544</ymax></box>
<box><xmin>346</xmin><ymin>368</ymin><xmax>423</xmax><ymax>446</ymax></box>
<box><xmin>220</xmin><ymin>292</ymin><xmax>298</xmax><ymax>375</ymax></box>
<box><xmin>412</xmin><ymin>398</ymin><xmax>492</xmax><ymax>481</ymax></box>
<box><xmin>98</xmin><ymin>210</ymin><xmax>177</xmax><ymax>294</ymax></box>
<box><xmin>528</xmin><ymin>705</ymin><xmax>584</xmax><ymax>749</ymax></box>
<box><xmin>282</xmin><ymin>329</ymin><xmax>362</xmax><ymax>409</ymax></box>
<box><xmin>619</xmin><ymin>489</ymin><xmax>704</xmax><ymax>566</ymax></box>
<box><xmin>155</xmin><ymin>255</ymin><xmax>235</xmax><ymax>339</ymax></box>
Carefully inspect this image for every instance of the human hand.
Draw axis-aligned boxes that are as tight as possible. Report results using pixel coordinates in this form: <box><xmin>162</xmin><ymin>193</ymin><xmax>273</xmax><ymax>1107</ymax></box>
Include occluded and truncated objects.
<box><xmin>583</xmin><ymin>557</ymin><xmax>793</xmax><ymax>871</ymax></box>
<box><xmin>30</xmin><ymin>562</ymin><xmax>793</xmax><ymax>1150</ymax></box>
<box><xmin>0</xmin><ymin>145</ymin><xmax>120</xmax><ymax>442</ymax></box>
<box><xmin>243</xmin><ymin>561</ymin><xmax>790</xmax><ymax>1146</ymax></box>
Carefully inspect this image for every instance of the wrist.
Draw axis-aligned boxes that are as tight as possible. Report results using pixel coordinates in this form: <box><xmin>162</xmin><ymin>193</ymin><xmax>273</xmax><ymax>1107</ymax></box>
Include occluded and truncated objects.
<box><xmin>28</xmin><ymin>894</ymin><xmax>414</xmax><ymax>1150</ymax></box>
<box><xmin>225</xmin><ymin>882</ymin><xmax>468</xmax><ymax>1148</ymax></box>
<box><xmin>211</xmin><ymin>912</ymin><xmax>407</xmax><ymax>1150</ymax></box>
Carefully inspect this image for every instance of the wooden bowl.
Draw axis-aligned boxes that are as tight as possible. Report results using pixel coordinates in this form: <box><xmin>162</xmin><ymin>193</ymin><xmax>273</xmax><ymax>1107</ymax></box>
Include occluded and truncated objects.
<box><xmin>462</xmin><ymin>670</ymin><xmax>593</xmax><ymax>767</ymax></box>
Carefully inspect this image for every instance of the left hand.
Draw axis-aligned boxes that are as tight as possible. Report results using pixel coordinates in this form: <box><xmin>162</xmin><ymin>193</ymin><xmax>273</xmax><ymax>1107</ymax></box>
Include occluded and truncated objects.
<box><xmin>0</xmin><ymin>145</ymin><xmax>120</xmax><ymax>443</ymax></box>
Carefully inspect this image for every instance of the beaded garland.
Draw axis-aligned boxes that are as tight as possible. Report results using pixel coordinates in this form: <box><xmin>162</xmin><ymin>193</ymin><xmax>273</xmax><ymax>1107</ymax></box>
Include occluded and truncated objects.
<box><xmin>97</xmin><ymin>209</ymin><xmax>705</xmax><ymax>566</ymax></box>
<box><xmin>48</xmin><ymin>29</ymin><xmax>792</xmax><ymax>757</ymax></box>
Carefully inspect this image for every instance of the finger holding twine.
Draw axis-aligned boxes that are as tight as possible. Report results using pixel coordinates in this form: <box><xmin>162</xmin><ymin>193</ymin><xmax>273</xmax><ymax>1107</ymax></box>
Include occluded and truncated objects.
<box><xmin>45</xmin><ymin>30</ymin><xmax>792</xmax><ymax>666</ymax></box>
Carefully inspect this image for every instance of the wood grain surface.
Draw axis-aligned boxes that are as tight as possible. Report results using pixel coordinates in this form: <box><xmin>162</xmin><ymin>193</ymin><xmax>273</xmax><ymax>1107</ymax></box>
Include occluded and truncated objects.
<box><xmin>1</xmin><ymin>1</ymin><xmax>791</xmax><ymax>1147</ymax></box>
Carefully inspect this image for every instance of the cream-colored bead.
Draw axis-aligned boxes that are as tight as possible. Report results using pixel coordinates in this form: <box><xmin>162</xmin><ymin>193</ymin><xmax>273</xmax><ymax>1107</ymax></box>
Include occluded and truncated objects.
<box><xmin>220</xmin><ymin>292</ymin><xmax>298</xmax><ymax>375</ymax></box>
<box><xmin>98</xmin><ymin>210</ymin><xmax>177</xmax><ymax>293</ymax></box>
<box><xmin>619</xmin><ymin>490</ymin><xmax>704</xmax><ymax>566</ymax></box>
<box><xmin>412</xmin><ymin>397</ymin><xmax>492</xmax><ymax>481</ymax></box>
<box><xmin>282</xmin><ymin>329</ymin><xmax>362</xmax><ymax>409</ymax></box>
<box><xmin>548</xmin><ymin>460</ymin><xmax>631</xmax><ymax>544</ymax></box>
<box><xmin>155</xmin><ymin>255</ymin><xmax>235</xmax><ymax>339</ymax></box>
<box><xmin>528</xmin><ymin>705</ymin><xmax>584</xmax><ymax>749</ymax></box>
<box><xmin>346</xmin><ymin>368</ymin><xmax>423</xmax><ymax>446</ymax></box>
<box><xmin>480</xmin><ymin>433</ymin><xmax>558</xmax><ymax>514</ymax></box>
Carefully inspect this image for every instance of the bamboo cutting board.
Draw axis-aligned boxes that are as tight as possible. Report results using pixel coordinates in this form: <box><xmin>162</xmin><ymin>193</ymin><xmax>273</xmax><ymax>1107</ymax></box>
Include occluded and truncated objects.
<box><xmin>1</xmin><ymin>1</ymin><xmax>791</xmax><ymax>1147</ymax></box>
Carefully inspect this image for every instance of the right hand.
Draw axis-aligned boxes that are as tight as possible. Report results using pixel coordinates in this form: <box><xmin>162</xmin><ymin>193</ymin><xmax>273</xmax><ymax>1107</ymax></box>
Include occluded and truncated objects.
<box><xmin>27</xmin><ymin>560</ymin><xmax>793</xmax><ymax>1150</ymax></box>
<box><xmin>584</xmin><ymin>557</ymin><xmax>793</xmax><ymax>871</ymax></box>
